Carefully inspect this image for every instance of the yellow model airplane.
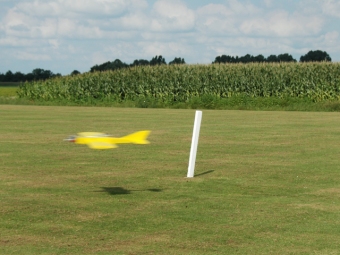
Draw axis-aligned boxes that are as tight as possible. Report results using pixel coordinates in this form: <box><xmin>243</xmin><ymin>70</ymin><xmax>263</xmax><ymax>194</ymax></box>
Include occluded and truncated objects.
<box><xmin>64</xmin><ymin>130</ymin><xmax>150</xmax><ymax>149</ymax></box>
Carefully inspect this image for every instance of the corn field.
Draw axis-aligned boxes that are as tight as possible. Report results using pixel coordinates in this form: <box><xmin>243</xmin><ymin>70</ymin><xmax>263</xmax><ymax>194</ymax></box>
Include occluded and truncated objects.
<box><xmin>17</xmin><ymin>62</ymin><xmax>340</xmax><ymax>103</ymax></box>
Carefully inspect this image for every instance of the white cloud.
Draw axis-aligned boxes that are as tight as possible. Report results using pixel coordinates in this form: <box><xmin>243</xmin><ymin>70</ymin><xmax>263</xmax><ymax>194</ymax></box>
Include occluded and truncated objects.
<box><xmin>324</xmin><ymin>31</ymin><xmax>339</xmax><ymax>45</ymax></box>
<box><xmin>118</xmin><ymin>12</ymin><xmax>149</xmax><ymax>30</ymax></box>
<box><xmin>2</xmin><ymin>0</ymin><xmax>150</xmax><ymax>40</ymax></box>
<box><xmin>0</xmin><ymin>37</ymin><xmax>35</xmax><ymax>47</ymax></box>
<box><xmin>150</xmin><ymin>0</ymin><xmax>195</xmax><ymax>32</ymax></box>
<box><xmin>196</xmin><ymin>1</ymin><xmax>324</xmax><ymax>40</ymax></box>
<box><xmin>15</xmin><ymin>51</ymin><xmax>51</xmax><ymax>61</ymax></box>
<box><xmin>14</xmin><ymin>1</ymin><xmax>62</xmax><ymax>17</ymax></box>
<box><xmin>227</xmin><ymin>0</ymin><xmax>261</xmax><ymax>15</ymax></box>
<box><xmin>3</xmin><ymin>10</ymin><xmax>34</xmax><ymax>37</ymax></box>
<box><xmin>322</xmin><ymin>0</ymin><xmax>340</xmax><ymax>18</ymax></box>
<box><xmin>3</xmin><ymin>0</ymin><xmax>325</xmax><ymax>41</ymax></box>
<box><xmin>263</xmin><ymin>0</ymin><xmax>273</xmax><ymax>8</ymax></box>
<box><xmin>240</xmin><ymin>10</ymin><xmax>324</xmax><ymax>37</ymax></box>
<box><xmin>14</xmin><ymin>0</ymin><xmax>135</xmax><ymax>18</ymax></box>
<box><xmin>196</xmin><ymin>4</ymin><xmax>238</xmax><ymax>35</ymax></box>
<box><xmin>48</xmin><ymin>39</ymin><xmax>60</xmax><ymax>49</ymax></box>
<box><xmin>57</xmin><ymin>18</ymin><xmax>77</xmax><ymax>37</ymax></box>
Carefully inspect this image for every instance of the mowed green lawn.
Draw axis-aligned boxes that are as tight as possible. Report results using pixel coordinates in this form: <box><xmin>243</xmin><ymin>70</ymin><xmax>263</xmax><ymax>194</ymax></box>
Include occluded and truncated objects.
<box><xmin>0</xmin><ymin>105</ymin><xmax>339</xmax><ymax>254</ymax></box>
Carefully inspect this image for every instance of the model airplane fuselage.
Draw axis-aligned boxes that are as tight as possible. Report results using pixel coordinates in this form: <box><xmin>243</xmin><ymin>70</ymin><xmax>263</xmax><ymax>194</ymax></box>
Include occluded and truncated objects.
<box><xmin>65</xmin><ymin>130</ymin><xmax>150</xmax><ymax>149</ymax></box>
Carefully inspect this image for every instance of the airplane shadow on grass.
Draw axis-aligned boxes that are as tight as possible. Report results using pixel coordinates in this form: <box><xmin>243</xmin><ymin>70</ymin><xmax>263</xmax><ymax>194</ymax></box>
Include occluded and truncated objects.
<box><xmin>96</xmin><ymin>187</ymin><xmax>162</xmax><ymax>196</ymax></box>
<box><xmin>95</xmin><ymin>171</ymin><xmax>214</xmax><ymax>195</ymax></box>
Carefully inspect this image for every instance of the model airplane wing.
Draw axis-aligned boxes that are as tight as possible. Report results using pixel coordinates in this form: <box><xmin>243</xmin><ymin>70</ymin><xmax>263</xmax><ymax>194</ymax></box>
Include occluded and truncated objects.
<box><xmin>87</xmin><ymin>142</ymin><xmax>117</xmax><ymax>150</ymax></box>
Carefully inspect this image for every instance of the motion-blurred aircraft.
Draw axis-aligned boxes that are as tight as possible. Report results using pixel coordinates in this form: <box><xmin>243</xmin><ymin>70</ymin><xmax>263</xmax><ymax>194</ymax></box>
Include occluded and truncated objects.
<box><xmin>64</xmin><ymin>130</ymin><xmax>150</xmax><ymax>149</ymax></box>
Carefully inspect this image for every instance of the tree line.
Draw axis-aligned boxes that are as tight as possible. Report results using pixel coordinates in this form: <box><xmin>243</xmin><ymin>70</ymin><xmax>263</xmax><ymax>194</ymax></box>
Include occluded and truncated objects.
<box><xmin>0</xmin><ymin>68</ymin><xmax>61</xmax><ymax>83</ymax></box>
<box><xmin>0</xmin><ymin>50</ymin><xmax>332</xmax><ymax>82</ymax></box>
<box><xmin>213</xmin><ymin>50</ymin><xmax>331</xmax><ymax>64</ymax></box>
<box><xmin>89</xmin><ymin>55</ymin><xmax>184</xmax><ymax>72</ymax></box>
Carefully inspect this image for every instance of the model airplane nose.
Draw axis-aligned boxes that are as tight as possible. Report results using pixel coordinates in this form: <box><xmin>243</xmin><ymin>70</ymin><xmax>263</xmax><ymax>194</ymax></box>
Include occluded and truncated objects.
<box><xmin>64</xmin><ymin>135</ymin><xmax>76</xmax><ymax>142</ymax></box>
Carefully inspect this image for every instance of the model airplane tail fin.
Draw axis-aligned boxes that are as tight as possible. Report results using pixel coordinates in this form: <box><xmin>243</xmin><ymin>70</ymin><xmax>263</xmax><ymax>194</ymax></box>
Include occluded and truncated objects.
<box><xmin>121</xmin><ymin>130</ymin><xmax>151</xmax><ymax>144</ymax></box>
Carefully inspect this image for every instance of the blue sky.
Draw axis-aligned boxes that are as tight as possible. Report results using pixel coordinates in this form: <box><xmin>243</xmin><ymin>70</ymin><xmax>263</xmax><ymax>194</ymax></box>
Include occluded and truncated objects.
<box><xmin>1</xmin><ymin>0</ymin><xmax>339</xmax><ymax>75</ymax></box>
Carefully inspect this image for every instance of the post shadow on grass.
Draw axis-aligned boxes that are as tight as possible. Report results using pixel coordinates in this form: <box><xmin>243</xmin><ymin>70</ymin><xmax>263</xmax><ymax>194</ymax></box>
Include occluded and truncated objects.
<box><xmin>194</xmin><ymin>170</ymin><xmax>214</xmax><ymax>177</ymax></box>
<box><xmin>96</xmin><ymin>187</ymin><xmax>162</xmax><ymax>196</ymax></box>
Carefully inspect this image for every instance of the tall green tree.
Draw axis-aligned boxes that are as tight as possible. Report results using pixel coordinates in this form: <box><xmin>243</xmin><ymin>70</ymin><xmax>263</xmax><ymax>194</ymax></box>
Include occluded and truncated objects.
<box><xmin>90</xmin><ymin>59</ymin><xmax>128</xmax><ymax>72</ymax></box>
<box><xmin>130</xmin><ymin>59</ymin><xmax>150</xmax><ymax>67</ymax></box>
<box><xmin>213</xmin><ymin>55</ymin><xmax>237</xmax><ymax>64</ymax></box>
<box><xmin>254</xmin><ymin>54</ymin><xmax>265</xmax><ymax>62</ymax></box>
<box><xmin>150</xmin><ymin>55</ymin><xmax>166</xmax><ymax>65</ymax></box>
<box><xmin>4</xmin><ymin>71</ymin><xmax>13</xmax><ymax>82</ymax></box>
<box><xmin>169</xmin><ymin>57</ymin><xmax>185</xmax><ymax>65</ymax></box>
<box><xmin>300</xmin><ymin>50</ymin><xmax>332</xmax><ymax>62</ymax></box>
<box><xmin>24</xmin><ymin>73</ymin><xmax>34</xmax><ymax>82</ymax></box>
<box><xmin>277</xmin><ymin>53</ymin><xmax>296</xmax><ymax>62</ymax></box>
<box><xmin>13</xmin><ymin>71</ymin><xmax>25</xmax><ymax>82</ymax></box>
<box><xmin>70</xmin><ymin>70</ymin><xmax>81</xmax><ymax>76</ymax></box>
<box><xmin>239</xmin><ymin>54</ymin><xmax>254</xmax><ymax>63</ymax></box>
<box><xmin>266</xmin><ymin>55</ymin><xmax>279</xmax><ymax>62</ymax></box>
<box><xmin>30</xmin><ymin>68</ymin><xmax>56</xmax><ymax>80</ymax></box>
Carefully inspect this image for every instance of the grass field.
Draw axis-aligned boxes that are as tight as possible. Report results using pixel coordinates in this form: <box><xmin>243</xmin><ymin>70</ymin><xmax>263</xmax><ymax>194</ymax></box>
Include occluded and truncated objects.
<box><xmin>0</xmin><ymin>86</ymin><xmax>18</xmax><ymax>97</ymax></box>
<box><xmin>1</xmin><ymin>105</ymin><xmax>339</xmax><ymax>254</ymax></box>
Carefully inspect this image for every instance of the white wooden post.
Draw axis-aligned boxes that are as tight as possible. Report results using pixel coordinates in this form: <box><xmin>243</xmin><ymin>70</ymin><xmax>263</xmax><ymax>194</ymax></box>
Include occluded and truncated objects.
<box><xmin>187</xmin><ymin>110</ymin><xmax>202</xmax><ymax>178</ymax></box>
